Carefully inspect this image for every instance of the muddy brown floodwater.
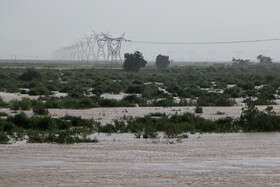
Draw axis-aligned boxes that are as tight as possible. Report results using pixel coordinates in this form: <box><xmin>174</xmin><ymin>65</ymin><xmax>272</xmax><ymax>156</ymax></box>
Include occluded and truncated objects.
<box><xmin>0</xmin><ymin>133</ymin><xmax>280</xmax><ymax>186</ymax></box>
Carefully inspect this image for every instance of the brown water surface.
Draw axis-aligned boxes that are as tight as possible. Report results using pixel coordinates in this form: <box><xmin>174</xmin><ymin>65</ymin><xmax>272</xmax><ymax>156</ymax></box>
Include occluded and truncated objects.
<box><xmin>0</xmin><ymin>133</ymin><xmax>280</xmax><ymax>186</ymax></box>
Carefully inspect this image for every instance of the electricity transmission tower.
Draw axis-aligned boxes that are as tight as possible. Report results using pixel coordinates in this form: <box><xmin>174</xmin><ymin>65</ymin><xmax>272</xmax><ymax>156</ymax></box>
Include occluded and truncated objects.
<box><xmin>54</xmin><ymin>31</ymin><xmax>127</xmax><ymax>64</ymax></box>
<box><xmin>102</xmin><ymin>33</ymin><xmax>125</xmax><ymax>63</ymax></box>
<box><xmin>94</xmin><ymin>33</ymin><xmax>106</xmax><ymax>61</ymax></box>
<box><xmin>84</xmin><ymin>34</ymin><xmax>96</xmax><ymax>61</ymax></box>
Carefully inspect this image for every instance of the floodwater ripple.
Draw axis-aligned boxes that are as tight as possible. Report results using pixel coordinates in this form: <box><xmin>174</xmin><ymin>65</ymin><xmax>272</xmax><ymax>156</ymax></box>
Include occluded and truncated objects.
<box><xmin>0</xmin><ymin>133</ymin><xmax>280</xmax><ymax>186</ymax></box>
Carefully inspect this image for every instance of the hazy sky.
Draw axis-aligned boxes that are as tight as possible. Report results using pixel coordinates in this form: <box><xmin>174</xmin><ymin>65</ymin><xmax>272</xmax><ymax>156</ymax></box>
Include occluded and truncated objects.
<box><xmin>1</xmin><ymin>0</ymin><xmax>280</xmax><ymax>61</ymax></box>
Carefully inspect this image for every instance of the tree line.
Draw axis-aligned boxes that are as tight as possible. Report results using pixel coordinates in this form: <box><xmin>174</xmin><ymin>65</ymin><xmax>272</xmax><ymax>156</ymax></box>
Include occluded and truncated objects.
<box><xmin>123</xmin><ymin>51</ymin><xmax>170</xmax><ymax>72</ymax></box>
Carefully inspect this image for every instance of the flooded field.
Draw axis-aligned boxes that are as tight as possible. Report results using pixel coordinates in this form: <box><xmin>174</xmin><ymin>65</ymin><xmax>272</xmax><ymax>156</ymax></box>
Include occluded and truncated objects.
<box><xmin>2</xmin><ymin>105</ymin><xmax>280</xmax><ymax>125</ymax></box>
<box><xmin>0</xmin><ymin>133</ymin><xmax>280</xmax><ymax>186</ymax></box>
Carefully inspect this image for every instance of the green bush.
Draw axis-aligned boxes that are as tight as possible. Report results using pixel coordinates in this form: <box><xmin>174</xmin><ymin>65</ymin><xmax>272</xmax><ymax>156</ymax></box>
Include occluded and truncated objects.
<box><xmin>0</xmin><ymin>112</ymin><xmax>8</xmax><ymax>116</ymax></box>
<box><xmin>99</xmin><ymin>123</ymin><xmax>116</xmax><ymax>133</ymax></box>
<box><xmin>9</xmin><ymin>112</ymin><xmax>30</xmax><ymax>128</ymax></box>
<box><xmin>113</xmin><ymin>120</ymin><xmax>127</xmax><ymax>133</ymax></box>
<box><xmin>56</xmin><ymin>131</ymin><xmax>75</xmax><ymax>144</ymax></box>
<box><xmin>0</xmin><ymin>131</ymin><xmax>9</xmax><ymax>144</ymax></box>
<box><xmin>244</xmin><ymin>98</ymin><xmax>276</xmax><ymax>106</ymax></box>
<box><xmin>99</xmin><ymin>98</ymin><xmax>131</xmax><ymax>107</ymax></box>
<box><xmin>2</xmin><ymin>121</ymin><xmax>16</xmax><ymax>131</ymax></box>
<box><xmin>19</xmin><ymin>68</ymin><xmax>42</xmax><ymax>82</ymax></box>
<box><xmin>143</xmin><ymin>127</ymin><xmax>158</xmax><ymax>139</ymax></box>
<box><xmin>0</xmin><ymin>97</ymin><xmax>7</xmax><ymax>108</ymax></box>
<box><xmin>151</xmin><ymin>98</ymin><xmax>176</xmax><ymax>107</ymax></box>
<box><xmin>19</xmin><ymin>98</ymin><xmax>32</xmax><ymax>110</ymax></box>
<box><xmin>142</xmin><ymin>86</ymin><xmax>166</xmax><ymax>99</ymax></box>
<box><xmin>45</xmin><ymin>98</ymin><xmax>62</xmax><ymax>108</ymax></box>
<box><xmin>163</xmin><ymin>123</ymin><xmax>185</xmax><ymax>138</ymax></box>
<box><xmin>9</xmin><ymin>98</ymin><xmax>32</xmax><ymax>111</ymax></box>
<box><xmin>238</xmin><ymin>103</ymin><xmax>280</xmax><ymax>131</ymax></box>
<box><xmin>27</xmin><ymin>130</ymin><xmax>45</xmax><ymax>143</ymax></box>
<box><xmin>224</xmin><ymin>87</ymin><xmax>242</xmax><ymax>98</ymax></box>
<box><xmin>32</xmin><ymin>102</ymin><xmax>48</xmax><ymax>115</ymax></box>
<box><xmin>8</xmin><ymin>127</ymin><xmax>25</xmax><ymax>141</ymax></box>
<box><xmin>105</xmin><ymin>82</ymin><xmax>124</xmax><ymax>94</ymax></box>
<box><xmin>28</xmin><ymin>86</ymin><xmax>50</xmax><ymax>96</ymax></box>
<box><xmin>56</xmin><ymin>118</ymin><xmax>71</xmax><ymax>130</ymax></box>
<box><xmin>197</xmin><ymin>93</ymin><xmax>235</xmax><ymax>106</ymax></box>
<box><xmin>125</xmin><ymin>85</ymin><xmax>144</xmax><ymax>94</ymax></box>
<box><xmin>123</xmin><ymin>95</ymin><xmax>142</xmax><ymax>103</ymax></box>
<box><xmin>215</xmin><ymin>117</ymin><xmax>237</xmax><ymax>132</ymax></box>
<box><xmin>195</xmin><ymin>105</ymin><xmax>203</xmax><ymax>113</ymax></box>
<box><xmin>30</xmin><ymin>116</ymin><xmax>56</xmax><ymax>130</ymax></box>
<box><xmin>9</xmin><ymin>100</ymin><xmax>20</xmax><ymax>111</ymax></box>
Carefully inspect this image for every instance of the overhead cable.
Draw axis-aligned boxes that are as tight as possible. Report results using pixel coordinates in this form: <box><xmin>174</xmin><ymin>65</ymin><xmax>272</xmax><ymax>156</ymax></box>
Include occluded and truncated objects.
<box><xmin>128</xmin><ymin>37</ymin><xmax>280</xmax><ymax>45</ymax></box>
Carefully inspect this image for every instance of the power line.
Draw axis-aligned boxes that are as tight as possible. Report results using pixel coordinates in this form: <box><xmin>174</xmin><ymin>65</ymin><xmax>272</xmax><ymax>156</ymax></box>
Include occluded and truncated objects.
<box><xmin>128</xmin><ymin>37</ymin><xmax>280</xmax><ymax>45</ymax></box>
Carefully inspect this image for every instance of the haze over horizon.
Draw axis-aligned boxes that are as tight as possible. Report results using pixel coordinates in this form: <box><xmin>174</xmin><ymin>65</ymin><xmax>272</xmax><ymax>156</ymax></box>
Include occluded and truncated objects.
<box><xmin>1</xmin><ymin>0</ymin><xmax>280</xmax><ymax>61</ymax></box>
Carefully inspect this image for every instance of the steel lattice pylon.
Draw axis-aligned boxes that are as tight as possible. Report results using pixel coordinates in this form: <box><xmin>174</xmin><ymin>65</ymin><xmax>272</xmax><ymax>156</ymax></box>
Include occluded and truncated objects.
<box><xmin>95</xmin><ymin>33</ymin><xmax>106</xmax><ymax>61</ymax></box>
<box><xmin>103</xmin><ymin>33</ymin><xmax>125</xmax><ymax>63</ymax></box>
<box><xmin>54</xmin><ymin>31</ymin><xmax>127</xmax><ymax>64</ymax></box>
<box><xmin>85</xmin><ymin>34</ymin><xmax>96</xmax><ymax>61</ymax></box>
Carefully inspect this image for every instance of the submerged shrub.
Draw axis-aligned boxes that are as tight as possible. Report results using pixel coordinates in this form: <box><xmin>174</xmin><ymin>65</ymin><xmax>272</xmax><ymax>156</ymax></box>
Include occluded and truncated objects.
<box><xmin>195</xmin><ymin>105</ymin><xmax>203</xmax><ymax>113</ymax></box>
<box><xmin>98</xmin><ymin>123</ymin><xmax>116</xmax><ymax>133</ymax></box>
<box><xmin>2</xmin><ymin>121</ymin><xmax>16</xmax><ymax>132</ymax></box>
<box><xmin>45</xmin><ymin>98</ymin><xmax>62</xmax><ymax>108</ymax></box>
<box><xmin>215</xmin><ymin>117</ymin><xmax>237</xmax><ymax>132</ymax></box>
<box><xmin>0</xmin><ymin>131</ymin><xmax>9</xmax><ymax>144</ymax></box>
<box><xmin>163</xmin><ymin>123</ymin><xmax>185</xmax><ymax>138</ymax></box>
<box><xmin>244</xmin><ymin>98</ymin><xmax>276</xmax><ymax>106</ymax></box>
<box><xmin>9</xmin><ymin>100</ymin><xmax>20</xmax><ymax>111</ymax></box>
<box><xmin>113</xmin><ymin>120</ymin><xmax>127</xmax><ymax>133</ymax></box>
<box><xmin>197</xmin><ymin>93</ymin><xmax>235</xmax><ymax>106</ymax></box>
<box><xmin>238</xmin><ymin>103</ymin><xmax>280</xmax><ymax>131</ymax></box>
<box><xmin>0</xmin><ymin>112</ymin><xmax>8</xmax><ymax>116</ymax></box>
<box><xmin>32</xmin><ymin>102</ymin><xmax>48</xmax><ymax>115</ymax></box>
<box><xmin>151</xmin><ymin>98</ymin><xmax>176</xmax><ymax>107</ymax></box>
<box><xmin>56</xmin><ymin>131</ymin><xmax>75</xmax><ymax>144</ymax></box>
<box><xmin>10</xmin><ymin>112</ymin><xmax>30</xmax><ymax>129</ymax></box>
<box><xmin>143</xmin><ymin>127</ymin><xmax>158</xmax><ymax>139</ymax></box>
<box><xmin>28</xmin><ymin>86</ymin><xmax>50</xmax><ymax>96</ymax></box>
<box><xmin>0</xmin><ymin>97</ymin><xmax>7</xmax><ymax>108</ymax></box>
<box><xmin>9</xmin><ymin>98</ymin><xmax>32</xmax><ymax>111</ymax></box>
<box><xmin>27</xmin><ymin>130</ymin><xmax>45</xmax><ymax>143</ymax></box>
<box><xmin>123</xmin><ymin>95</ymin><xmax>142</xmax><ymax>103</ymax></box>
<box><xmin>30</xmin><ymin>116</ymin><xmax>56</xmax><ymax>130</ymax></box>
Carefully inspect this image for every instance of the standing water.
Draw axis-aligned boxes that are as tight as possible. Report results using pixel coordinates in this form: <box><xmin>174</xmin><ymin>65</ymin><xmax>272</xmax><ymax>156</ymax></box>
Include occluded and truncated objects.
<box><xmin>0</xmin><ymin>133</ymin><xmax>280</xmax><ymax>186</ymax></box>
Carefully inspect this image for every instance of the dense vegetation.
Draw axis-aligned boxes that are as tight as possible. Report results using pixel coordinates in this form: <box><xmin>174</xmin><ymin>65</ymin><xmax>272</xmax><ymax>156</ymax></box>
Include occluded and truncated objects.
<box><xmin>1</xmin><ymin>63</ymin><xmax>280</xmax><ymax>144</ymax></box>
<box><xmin>0</xmin><ymin>113</ymin><xmax>98</xmax><ymax>144</ymax></box>
<box><xmin>1</xmin><ymin>65</ymin><xmax>280</xmax><ymax>109</ymax></box>
<box><xmin>1</xmin><ymin>103</ymin><xmax>279</xmax><ymax>144</ymax></box>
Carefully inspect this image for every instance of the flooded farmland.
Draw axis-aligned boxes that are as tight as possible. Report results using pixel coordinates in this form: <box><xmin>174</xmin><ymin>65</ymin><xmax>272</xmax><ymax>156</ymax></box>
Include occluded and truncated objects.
<box><xmin>0</xmin><ymin>133</ymin><xmax>280</xmax><ymax>186</ymax></box>
<box><xmin>2</xmin><ymin>105</ymin><xmax>280</xmax><ymax>125</ymax></box>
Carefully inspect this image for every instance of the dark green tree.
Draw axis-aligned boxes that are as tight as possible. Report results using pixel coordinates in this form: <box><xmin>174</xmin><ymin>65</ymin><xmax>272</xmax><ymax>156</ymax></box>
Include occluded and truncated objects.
<box><xmin>257</xmin><ymin>55</ymin><xmax>272</xmax><ymax>64</ymax></box>
<box><xmin>19</xmin><ymin>68</ymin><xmax>42</xmax><ymax>81</ymax></box>
<box><xmin>232</xmin><ymin>58</ymin><xmax>250</xmax><ymax>66</ymax></box>
<box><xmin>123</xmin><ymin>51</ymin><xmax>147</xmax><ymax>72</ymax></box>
<box><xmin>155</xmin><ymin>54</ymin><xmax>170</xmax><ymax>69</ymax></box>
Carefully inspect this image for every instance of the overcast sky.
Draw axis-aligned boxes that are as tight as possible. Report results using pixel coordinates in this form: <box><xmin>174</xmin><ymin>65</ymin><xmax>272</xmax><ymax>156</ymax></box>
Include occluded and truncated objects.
<box><xmin>1</xmin><ymin>0</ymin><xmax>280</xmax><ymax>61</ymax></box>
